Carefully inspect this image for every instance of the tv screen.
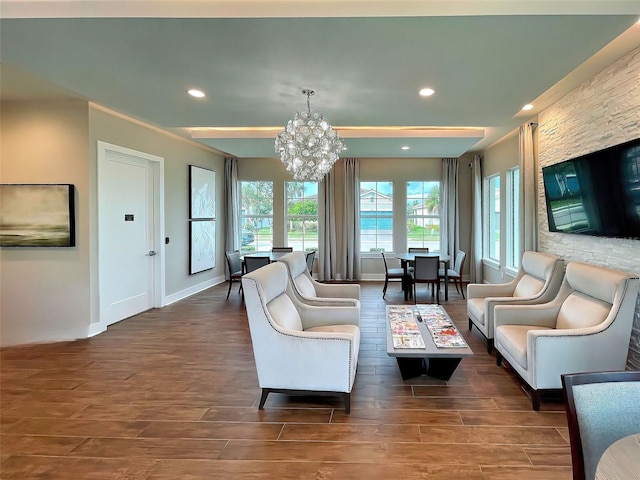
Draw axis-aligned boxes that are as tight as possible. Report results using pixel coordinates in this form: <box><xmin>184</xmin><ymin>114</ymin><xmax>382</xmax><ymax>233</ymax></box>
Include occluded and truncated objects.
<box><xmin>542</xmin><ymin>137</ymin><xmax>640</xmax><ymax>239</ymax></box>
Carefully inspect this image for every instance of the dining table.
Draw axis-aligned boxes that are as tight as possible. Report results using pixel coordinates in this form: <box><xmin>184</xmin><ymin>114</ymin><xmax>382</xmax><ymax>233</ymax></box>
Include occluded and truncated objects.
<box><xmin>394</xmin><ymin>253</ymin><xmax>451</xmax><ymax>301</ymax></box>
<box><xmin>595</xmin><ymin>433</ymin><xmax>640</xmax><ymax>480</ymax></box>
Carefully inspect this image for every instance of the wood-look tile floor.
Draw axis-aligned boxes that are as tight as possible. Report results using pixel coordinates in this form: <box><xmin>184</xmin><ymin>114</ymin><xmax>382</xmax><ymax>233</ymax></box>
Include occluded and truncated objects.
<box><xmin>1</xmin><ymin>282</ymin><xmax>572</xmax><ymax>479</ymax></box>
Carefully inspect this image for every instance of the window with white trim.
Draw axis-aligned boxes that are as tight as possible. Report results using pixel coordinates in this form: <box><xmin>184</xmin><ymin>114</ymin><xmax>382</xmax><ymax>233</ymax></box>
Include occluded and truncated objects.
<box><xmin>406</xmin><ymin>181</ymin><xmax>440</xmax><ymax>251</ymax></box>
<box><xmin>240</xmin><ymin>181</ymin><xmax>273</xmax><ymax>252</ymax></box>
<box><xmin>285</xmin><ymin>181</ymin><xmax>318</xmax><ymax>252</ymax></box>
<box><xmin>484</xmin><ymin>174</ymin><xmax>501</xmax><ymax>262</ymax></box>
<box><xmin>360</xmin><ymin>181</ymin><xmax>393</xmax><ymax>252</ymax></box>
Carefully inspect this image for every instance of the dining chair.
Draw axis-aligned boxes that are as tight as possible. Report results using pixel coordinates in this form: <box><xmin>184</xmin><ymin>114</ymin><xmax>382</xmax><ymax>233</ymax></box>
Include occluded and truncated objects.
<box><xmin>412</xmin><ymin>255</ymin><xmax>440</xmax><ymax>304</ymax></box>
<box><xmin>224</xmin><ymin>250</ymin><xmax>244</xmax><ymax>299</ymax></box>
<box><xmin>305</xmin><ymin>250</ymin><xmax>316</xmax><ymax>273</ymax></box>
<box><xmin>381</xmin><ymin>252</ymin><xmax>404</xmax><ymax>299</ymax></box>
<box><xmin>439</xmin><ymin>250</ymin><xmax>466</xmax><ymax>298</ymax></box>
<box><xmin>562</xmin><ymin>370</ymin><xmax>640</xmax><ymax>480</ymax></box>
<box><xmin>408</xmin><ymin>247</ymin><xmax>430</xmax><ymax>253</ymax></box>
<box><xmin>271</xmin><ymin>247</ymin><xmax>293</xmax><ymax>252</ymax></box>
<box><xmin>244</xmin><ymin>255</ymin><xmax>271</xmax><ymax>273</ymax></box>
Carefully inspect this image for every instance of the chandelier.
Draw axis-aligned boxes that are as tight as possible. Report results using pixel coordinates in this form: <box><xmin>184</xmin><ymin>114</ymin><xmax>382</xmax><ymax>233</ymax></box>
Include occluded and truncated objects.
<box><xmin>275</xmin><ymin>89</ymin><xmax>345</xmax><ymax>181</ymax></box>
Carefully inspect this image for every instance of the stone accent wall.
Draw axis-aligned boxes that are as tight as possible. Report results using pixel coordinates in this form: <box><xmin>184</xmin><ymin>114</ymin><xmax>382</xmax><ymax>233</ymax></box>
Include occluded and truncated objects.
<box><xmin>538</xmin><ymin>46</ymin><xmax>640</xmax><ymax>369</ymax></box>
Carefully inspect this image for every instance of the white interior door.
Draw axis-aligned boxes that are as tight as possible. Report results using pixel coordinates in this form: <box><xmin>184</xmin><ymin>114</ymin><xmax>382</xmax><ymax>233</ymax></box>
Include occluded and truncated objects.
<box><xmin>98</xmin><ymin>142</ymin><xmax>163</xmax><ymax>326</ymax></box>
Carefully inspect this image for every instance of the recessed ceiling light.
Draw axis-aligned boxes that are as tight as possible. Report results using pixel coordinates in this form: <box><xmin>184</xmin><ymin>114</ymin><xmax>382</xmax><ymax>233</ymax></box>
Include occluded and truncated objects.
<box><xmin>419</xmin><ymin>88</ymin><xmax>435</xmax><ymax>97</ymax></box>
<box><xmin>522</xmin><ymin>104</ymin><xmax>534</xmax><ymax>111</ymax></box>
<box><xmin>401</xmin><ymin>146</ymin><xmax>410</xmax><ymax>150</ymax></box>
<box><xmin>187</xmin><ymin>89</ymin><xmax>206</xmax><ymax>98</ymax></box>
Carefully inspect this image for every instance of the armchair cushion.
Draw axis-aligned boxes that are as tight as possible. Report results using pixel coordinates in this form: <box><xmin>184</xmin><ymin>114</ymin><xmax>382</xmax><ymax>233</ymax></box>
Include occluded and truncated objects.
<box><xmin>267</xmin><ymin>294</ymin><xmax>303</xmax><ymax>331</ymax></box>
<box><xmin>512</xmin><ymin>275</ymin><xmax>545</xmax><ymax>297</ymax></box>
<box><xmin>556</xmin><ymin>292</ymin><xmax>610</xmax><ymax>330</ymax></box>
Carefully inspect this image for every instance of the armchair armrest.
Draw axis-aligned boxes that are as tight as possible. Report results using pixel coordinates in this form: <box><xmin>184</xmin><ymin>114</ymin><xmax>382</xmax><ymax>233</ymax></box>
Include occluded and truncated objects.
<box><xmin>297</xmin><ymin>302</ymin><xmax>360</xmax><ymax>328</ymax></box>
<box><xmin>299</xmin><ymin>296</ymin><xmax>359</xmax><ymax>308</ymax></box>
<box><xmin>314</xmin><ymin>282</ymin><xmax>361</xmax><ymax>300</ymax></box>
<box><xmin>467</xmin><ymin>282</ymin><xmax>516</xmax><ymax>299</ymax></box>
<box><xmin>494</xmin><ymin>303</ymin><xmax>561</xmax><ymax>329</ymax></box>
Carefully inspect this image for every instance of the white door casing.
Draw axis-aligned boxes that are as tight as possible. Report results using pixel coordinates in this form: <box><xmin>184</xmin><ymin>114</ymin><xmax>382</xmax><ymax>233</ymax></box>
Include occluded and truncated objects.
<box><xmin>98</xmin><ymin>142</ymin><xmax>164</xmax><ymax>327</ymax></box>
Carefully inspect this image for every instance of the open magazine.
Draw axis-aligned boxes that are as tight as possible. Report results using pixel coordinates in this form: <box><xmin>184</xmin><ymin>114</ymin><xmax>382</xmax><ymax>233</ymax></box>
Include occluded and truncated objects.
<box><xmin>415</xmin><ymin>305</ymin><xmax>468</xmax><ymax>348</ymax></box>
<box><xmin>388</xmin><ymin>305</ymin><xmax>425</xmax><ymax>349</ymax></box>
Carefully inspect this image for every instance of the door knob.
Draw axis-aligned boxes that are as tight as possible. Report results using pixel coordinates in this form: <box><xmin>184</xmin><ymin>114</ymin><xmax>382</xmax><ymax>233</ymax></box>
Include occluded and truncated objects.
<box><xmin>148</xmin><ymin>250</ymin><xmax>157</xmax><ymax>256</ymax></box>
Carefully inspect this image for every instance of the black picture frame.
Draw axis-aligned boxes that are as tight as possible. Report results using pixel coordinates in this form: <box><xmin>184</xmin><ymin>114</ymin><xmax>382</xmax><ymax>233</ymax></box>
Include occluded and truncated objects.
<box><xmin>0</xmin><ymin>184</ymin><xmax>76</xmax><ymax>247</ymax></box>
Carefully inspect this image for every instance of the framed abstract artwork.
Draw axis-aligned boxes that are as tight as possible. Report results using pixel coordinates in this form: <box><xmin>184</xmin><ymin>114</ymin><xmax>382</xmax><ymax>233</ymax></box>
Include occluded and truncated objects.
<box><xmin>189</xmin><ymin>220</ymin><xmax>215</xmax><ymax>274</ymax></box>
<box><xmin>189</xmin><ymin>165</ymin><xmax>215</xmax><ymax>220</ymax></box>
<box><xmin>0</xmin><ymin>184</ymin><xmax>75</xmax><ymax>247</ymax></box>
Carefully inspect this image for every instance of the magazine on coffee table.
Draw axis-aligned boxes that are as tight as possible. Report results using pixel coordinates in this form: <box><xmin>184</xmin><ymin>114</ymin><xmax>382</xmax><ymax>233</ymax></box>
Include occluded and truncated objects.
<box><xmin>415</xmin><ymin>305</ymin><xmax>468</xmax><ymax>348</ymax></box>
<box><xmin>388</xmin><ymin>305</ymin><xmax>425</xmax><ymax>349</ymax></box>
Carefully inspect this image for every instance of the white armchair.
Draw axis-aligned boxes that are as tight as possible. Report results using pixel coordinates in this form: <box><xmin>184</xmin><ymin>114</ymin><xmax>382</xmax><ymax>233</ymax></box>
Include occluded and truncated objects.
<box><xmin>278</xmin><ymin>252</ymin><xmax>360</xmax><ymax>307</ymax></box>
<box><xmin>467</xmin><ymin>251</ymin><xmax>565</xmax><ymax>353</ymax></box>
<box><xmin>242</xmin><ymin>261</ymin><xmax>360</xmax><ymax>413</ymax></box>
<box><xmin>494</xmin><ymin>261</ymin><xmax>640</xmax><ymax>410</ymax></box>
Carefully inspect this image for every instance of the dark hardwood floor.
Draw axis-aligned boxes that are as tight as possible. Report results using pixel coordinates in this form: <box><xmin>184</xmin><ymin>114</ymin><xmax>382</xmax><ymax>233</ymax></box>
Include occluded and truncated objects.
<box><xmin>1</xmin><ymin>281</ymin><xmax>571</xmax><ymax>479</ymax></box>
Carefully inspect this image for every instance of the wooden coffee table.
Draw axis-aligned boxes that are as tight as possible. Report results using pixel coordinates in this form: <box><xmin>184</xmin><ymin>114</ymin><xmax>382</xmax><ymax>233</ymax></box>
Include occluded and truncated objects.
<box><xmin>386</xmin><ymin>304</ymin><xmax>473</xmax><ymax>380</ymax></box>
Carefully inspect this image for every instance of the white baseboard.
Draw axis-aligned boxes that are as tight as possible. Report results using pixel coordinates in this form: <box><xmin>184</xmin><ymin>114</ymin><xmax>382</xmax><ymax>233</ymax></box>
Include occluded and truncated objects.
<box><xmin>87</xmin><ymin>322</ymin><xmax>107</xmax><ymax>338</ymax></box>
<box><xmin>164</xmin><ymin>275</ymin><xmax>226</xmax><ymax>305</ymax></box>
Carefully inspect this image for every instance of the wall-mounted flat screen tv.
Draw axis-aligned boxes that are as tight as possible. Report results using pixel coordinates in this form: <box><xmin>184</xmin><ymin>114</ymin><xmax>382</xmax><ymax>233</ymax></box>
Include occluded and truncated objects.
<box><xmin>542</xmin><ymin>137</ymin><xmax>640</xmax><ymax>240</ymax></box>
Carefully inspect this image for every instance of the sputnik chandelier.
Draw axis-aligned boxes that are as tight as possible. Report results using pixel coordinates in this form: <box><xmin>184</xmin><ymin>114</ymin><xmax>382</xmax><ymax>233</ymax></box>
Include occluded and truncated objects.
<box><xmin>275</xmin><ymin>89</ymin><xmax>345</xmax><ymax>181</ymax></box>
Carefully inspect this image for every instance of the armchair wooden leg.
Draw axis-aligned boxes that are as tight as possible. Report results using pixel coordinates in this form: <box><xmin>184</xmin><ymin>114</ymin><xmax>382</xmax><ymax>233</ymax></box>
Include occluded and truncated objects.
<box><xmin>531</xmin><ymin>390</ymin><xmax>541</xmax><ymax>411</ymax></box>
<box><xmin>496</xmin><ymin>350</ymin><xmax>502</xmax><ymax>366</ymax></box>
<box><xmin>343</xmin><ymin>393</ymin><xmax>351</xmax><ymax>414</ymax></box>
<box><xmin>487</xmin><ymin>339</ymin><xmax>494</xmax><ymax>354</ymax></box>
<box><xmin>258</xmin><ymin>389</ymin><xmax>270</xmax><ymax>410</ymax></box>
<box><xmin>468</xmin><ymin>318</ymin><xmax>473</xmax><ymax>331</ymax></box>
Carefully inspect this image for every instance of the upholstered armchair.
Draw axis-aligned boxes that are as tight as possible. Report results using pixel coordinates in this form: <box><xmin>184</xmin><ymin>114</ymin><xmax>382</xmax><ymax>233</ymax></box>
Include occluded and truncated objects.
<box><xmin>242</xmin><ymin>262</ymin><xmax>360</xmax><ymax>412</ymax></box>
<box><xmin>494</xmin><ymin>262</ymin><xmax>640</xmax><ymax>410</ymax></box>
<box><xmin>278</xmin><ymin>252</ymin><xmax>360</xmax><ymax>307</ymax></box>
<box><xmin>467</xmin><ymin>251</ymin><xmax>565</xmax><ymax>353</ymax></box>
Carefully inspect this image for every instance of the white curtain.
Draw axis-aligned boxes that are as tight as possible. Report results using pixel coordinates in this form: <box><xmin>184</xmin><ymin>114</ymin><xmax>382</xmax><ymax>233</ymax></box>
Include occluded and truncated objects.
<box><xmin>318</xmin><ymin>168</ymin><xmax>338</xmax><ymax>281</ymax></box>
<box><xmin>342</xmin><ymin>158</ymin><xmax>361</xmax><ymax>280</ymax></box>
<box><xmin>224</xmin><ymin>157</ymin><xmax>240</xmax><ymax>264</ymax></box>
<box><xmin>519</xmin><ymin>122</ymin><xmax>538</xmax><ymax>253</ymax></box>
<box><xmin>440</xmin><ymin>158</ymin><xmax>460</xmax><ymax>257</ymax></box>
<box><xmin>469</xmin><ymin>155</ymin><xmax>483</xmax><ymax>283</ymax></box>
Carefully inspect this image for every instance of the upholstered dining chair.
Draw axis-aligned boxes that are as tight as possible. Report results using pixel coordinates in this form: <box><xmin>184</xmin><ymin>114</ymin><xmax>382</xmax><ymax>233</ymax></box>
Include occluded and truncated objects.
<box><xmin>242</xmin><ymin>262</ymin><xmax>360</xmax><ymax>412</ymax></box>
<box><xmin>439</xmin><ymin>250</ymin><xmax>466</xmax><ymax>298</ymax></box>
<box><xmin>412</xmin><ymin>255</ymin><xmax>440</xmax><ymax>304</ymax></box>
<box><xmin>562</xmin><ymin>370</ymin><xmax>640</xmax><ymax>480</ymax></box>
<box><xmin>467</xmin><ymin>251</ymin><xmax>565</xmax><ymax>353</ymax></box>
<box><xmin>244</xmin><ymin>255</ymin><xmax>270</xmax><ymax>274</ymax></box>
<box><xmin>494</xmin><ymin>262</ymin><xmax>639</xmax><ymax>410</ymax></box>
<box><xmin>224</xmin><ymin>250</ymin><xmax>244</xmax><ymax>299</ymax></box>
<box><xmin>381</xmin><ymin>251</ymin><xmax>405</xmax><ymax>299</ymax></box>
<box><xmin>271</xmin><ymin>246</ymin><xmax>293</xmax><ymax>252</ymax></box>
<box><xmin>305</xmin><ymin>250</ymin><xmax>316</xmax><ymax>274</ymax></box>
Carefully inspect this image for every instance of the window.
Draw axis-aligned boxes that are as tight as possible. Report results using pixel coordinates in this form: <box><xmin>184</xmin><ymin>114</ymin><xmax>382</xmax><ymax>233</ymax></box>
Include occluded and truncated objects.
<box><xmin>406</xmin><ymin>181</ymin><xmax>440</xmax><ymax>251</ymax></box>
<box><xmin>360</xmin><ymin>181</ymin><xmax>393</xmax><ymax>252</ymax></box>
<box><xmin>285</xmin><ymin>181</ymin><xmax>318</xmax><ymax>252</ymax></box>
<box><xmin>506</xmin><ymin>167</ymin><xmax>520</xmax><ymax>270</ymax></box>
<box><xmin>484</xmin><ymin>174</ymin><xmax>501</xmax><ymax>262</ymax></box>
<box><xmin>240</xmin><ymin>181</ymin><xmax>273</xmax><ymax>251</ymax></box>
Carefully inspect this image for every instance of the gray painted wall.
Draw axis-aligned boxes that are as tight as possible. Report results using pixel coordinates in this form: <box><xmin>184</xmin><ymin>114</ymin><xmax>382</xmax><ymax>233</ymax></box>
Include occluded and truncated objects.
<box><xmin>538</xmin><ymin>46</ymin><xmax>640</xmax><ymax>369</ymax></box>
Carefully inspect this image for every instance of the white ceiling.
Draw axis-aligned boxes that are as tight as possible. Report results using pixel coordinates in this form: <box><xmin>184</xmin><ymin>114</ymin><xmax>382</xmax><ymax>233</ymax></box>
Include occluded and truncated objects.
<box><xmin>1</xmin><ymin>1</ymin><xmax>639</xmax><ymax>159</ymax></box>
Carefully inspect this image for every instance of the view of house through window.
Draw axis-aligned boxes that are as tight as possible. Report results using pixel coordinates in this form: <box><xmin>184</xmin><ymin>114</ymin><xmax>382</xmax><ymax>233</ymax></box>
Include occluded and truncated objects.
<box><xmin>484</xmin><ymin>174</ymin><xmax>501</xmax><ymax>262</ymax></box>
<box><xmin>506</xmin><ymin>167</ymin><xmax>520</xmax><ymax>270</ymax></box>
<box><xmin>360</xmin><ymin>181</ymin><xmax>393</xmax><ymax>252</ymax></box>
<box><xmin>240</xmin><ymin>181</ymin><xmax>273</xmax><ymax>252</ymax></box>
<box><xmin>285</xmin><ymin>181</ymin><xmax>318</xmax><ymax>252</ymax></box>
<box><xmin>407</xmin><ymin>181</ymin><xmax>440</xmax><ymax>251</ymax></box>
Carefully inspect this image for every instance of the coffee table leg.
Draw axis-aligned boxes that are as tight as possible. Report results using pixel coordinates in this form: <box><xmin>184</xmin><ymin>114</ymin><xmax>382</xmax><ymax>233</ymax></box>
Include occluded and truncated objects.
<box><xmin>395</xmin><ymin>357</ymin><xmax>425</xmax><ymax>380</ymax></box>
<box><xmin>425</xmin><ymin>357</ymin><xmax>462</xmax><ymax>380</ymax></box>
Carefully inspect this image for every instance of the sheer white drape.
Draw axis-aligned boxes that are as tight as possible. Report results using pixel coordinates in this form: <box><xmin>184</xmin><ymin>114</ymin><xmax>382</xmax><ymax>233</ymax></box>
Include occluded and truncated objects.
<box><xmin>519</xmin><ymin>122</ymin><xmax>538</xmax><ymax>253</ymax></box>
<box><xmin>318</xmin><ymin>169</ymin><xmax>338</xmax><ymax>281</ymax></box>
<box><xmin>440</xmin><ymin>158</ymin><xmax>460</xmax><ymax>257</ymax></box>
<box><xmin>224</xmin><ymin>157</ymin><xmax>240</xmax><ymax>279</ymax></box>
<box><xmin>342</xmin><ymin>158</ymin><xmax>361</xmax><ymax>280</ymax></box>
<box><xmin>469</xmin><ymin>155</ymin><xmax>483</xmax><ymax>283</ymax></box>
